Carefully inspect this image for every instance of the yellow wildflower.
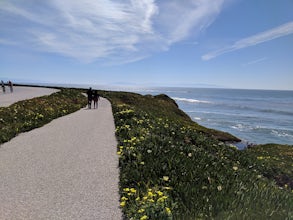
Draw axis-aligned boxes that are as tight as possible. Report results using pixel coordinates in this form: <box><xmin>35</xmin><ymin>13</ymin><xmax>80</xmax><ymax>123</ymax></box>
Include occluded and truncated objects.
<box><xmin>148</xmin><ymin>199</ymin><xmax>155</xmax><ymax>203</ymax></box>
<box><xmin>157</xmin><ymin>196</ymin><xmax>167</xmax><ymax>203</ymax></box>
<box><xmin>138</xmin><ymin>209</ymin><xmax>145</xmax><ymax>213</ymax></box>
<box><xmin>147</xmin><ymin>191</ymin><xmax>154</xmax><ymax>197</ymax></box>
<box><xmin>163</xmin><ymin>176</ymin><xmax>169</xmax><ymax>181</ymax></box>
<box><xmin>157</xmin><ymin>197</ymin><xmax>164</xmax><ymax>203</ymax></box>
<box><xmin>233</xmin><ymin>166</ymin><xmax>238</xmax><ymax>171</ymax></box>
<box><xmin>130</xmin><ymin>188</ymin><xmax>137</xmax><ymax>194</ymax></box>
<box><xmin>165</xmin><ymin>207</ymin><xmax>172</xmax><ymax>215</ymax></box>
<box><xmin>121</xmin><ymin>196</ymin><xmax>128</xmax><ymax>201</ymax></box>
<box><xmin>140</xmin><ymin>215</ymin><xmax>148</xmax><ymax>220</ymax></box>
<box><xmin>157</xmin><ymin>191</ymin><xmax>164</xmax><ymax>196</ymax></box>
<box><xmin>163</xmin><ymin>186</ymin><xmax>172</xmax><ymax>190</ymax></box>
<box><xmin>120</xmin><ymin>201</ymin><xmax>126</xmax><ymax>207</ymax></box>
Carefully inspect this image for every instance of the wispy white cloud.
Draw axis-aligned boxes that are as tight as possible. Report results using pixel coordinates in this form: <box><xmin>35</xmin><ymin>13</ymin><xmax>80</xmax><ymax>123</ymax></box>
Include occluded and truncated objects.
<box><xmin>0</xmin><ymin>0</ymin><xmax>227</xmax><ymax>63</ymax></box>
<box><xmin>155</xmin><ymin>0</ymin><xmax>225</xmax><ymax>44</ymax></box>
<box><xmin>242</xmin><ymin>57</ymin><xmax>268</xmax><ymax>67</ymax></box>
<box><xmin>202</xmin><ymin>21</ymin><xmax>293</xmax><ymax>61</ymax></box>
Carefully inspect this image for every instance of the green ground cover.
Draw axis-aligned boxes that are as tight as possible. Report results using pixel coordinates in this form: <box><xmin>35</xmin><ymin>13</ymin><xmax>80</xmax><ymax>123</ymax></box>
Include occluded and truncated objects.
<box><xmin>1</xmin><ymin>87</ymin><xmax>292</xmax><ymax>219</ymax></box>
<box><xmin>102</xmin><ymin>91</ymin><xmax>293</xmax><ymax>219</ymax></box>
<box><xmin>0</xmin><ymin>89</ymin><xmax>86</xmax><ymax>144</ymax></box>
<box><xmin>246</xmin><ymin>144</ymin><xmax>293</xmax><ymax>190</ymax></box>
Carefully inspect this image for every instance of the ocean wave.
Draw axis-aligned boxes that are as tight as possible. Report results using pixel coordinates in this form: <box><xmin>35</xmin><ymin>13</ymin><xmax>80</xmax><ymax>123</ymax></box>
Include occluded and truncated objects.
<box><xmin>230</xmin><ymin>124</ymin><xmax>255</xmax><ymax>132</ymax></box>
<box><xmin>231</xmin><ymin>123</ymin><xmax>276</xmax><ymax>132</ymax></box>
<box><xmin>231</xmin><ymin>124</ymin><xmax>293</xmax><ymax>139</ymax></box>
<box><xmin>172</xmin><ymin>97</ymin><xmax>212</xmax><ymax>104</ymax></box>
<box><xmin>271</xmin><ymin>130</ymin><xmax>293</xmax><ymax>138</ymax></box>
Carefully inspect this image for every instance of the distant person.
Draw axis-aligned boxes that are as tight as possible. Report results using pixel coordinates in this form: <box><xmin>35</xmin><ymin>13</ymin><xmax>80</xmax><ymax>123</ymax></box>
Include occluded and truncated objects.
<box><xmin>1</xmin><ymin>80</ymin><xmax>5</xmax><ymax>93</ymax></box>
<box><xmin>87</xmin><ymin>87</ymin><xmax>93</xmax><ymax>109</ymax></box>
<box><xmin>8</xmin><ymin>81</ymin><xmax>13</xmax><ymax>93</ymax></box>
<box><xmin>93</xmin><ymin>91</ymin><xmax>100</xmax><ymax>109</ymax></box>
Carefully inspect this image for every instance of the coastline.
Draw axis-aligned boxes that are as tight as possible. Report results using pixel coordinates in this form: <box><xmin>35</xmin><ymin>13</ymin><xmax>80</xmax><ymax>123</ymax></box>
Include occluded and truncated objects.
<box><xmin>149</xmin><ymin>87</ymin><xmax>293</xmax><ymax>146</ymax></box>
<box><xmin>1</xmin><ymin>84</ymin><xmax>292</xmax><ymax>219</ymax></box>
<box><xmin>7</xmin><ymin>83</ymin><xmax>291</xmax><ymax>148</ymax></box>
<box><xmin>105</xmin><ymin>88</ymin><xmax>293</xmax><ymax>219</ymax></box>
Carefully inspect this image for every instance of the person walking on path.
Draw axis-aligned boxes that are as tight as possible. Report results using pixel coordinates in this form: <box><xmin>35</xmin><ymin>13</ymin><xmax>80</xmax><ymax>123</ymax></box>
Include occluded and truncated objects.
<box><xmin>93</xmin><ymin>90</ymin><xmax>100</xmax><ymax>109</ymax></box>
<box><xmin>8</xmin><ymin>81</ymin><xmax>13</xmax><ymax>93</ymax></box>
<box><xmin>1</xmin><ymin>80</ymin><xmax>5</xmax><ymax>93</ymax></box>
<box><xmin>87</xmin><ymin>87</ymin><xmax>93</xmax><ymax>109</ymax></box>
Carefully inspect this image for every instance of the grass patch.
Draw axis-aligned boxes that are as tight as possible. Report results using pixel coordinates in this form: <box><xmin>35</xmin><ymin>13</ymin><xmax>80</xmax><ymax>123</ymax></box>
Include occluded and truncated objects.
<box><xmin>102</xmin><ymin>91</ymin><xmax>293</xmax><ymax>219</ymax></box>
<box><xmin>0</xmin><ymin>88</ymin><xmax>86</xmax><ymax>144</ymax></box>
<box><xmin>246</xmin><ymin>144</ymin><xmax>293</xmax><ymax>190</ymax></box>
<box><xmin>102</xmin><ymin>91</ymin><xmax>240</xmax><ymax>142</ymax></box>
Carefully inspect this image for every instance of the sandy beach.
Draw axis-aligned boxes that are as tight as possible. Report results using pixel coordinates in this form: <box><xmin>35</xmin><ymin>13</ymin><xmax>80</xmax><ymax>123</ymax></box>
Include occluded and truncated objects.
<box><xmin>0</xmin><ymin>88</ymin><xmax>122</xmax><ymax>219</ymax></box>
<box><xmin>0</xmin><ymin>86</ymin><xmax>59</xmax><ymax>107</ymax></box>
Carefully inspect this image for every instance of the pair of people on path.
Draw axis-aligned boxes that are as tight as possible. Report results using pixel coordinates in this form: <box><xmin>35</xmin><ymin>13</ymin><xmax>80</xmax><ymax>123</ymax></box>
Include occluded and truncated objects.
<box><xmin>87</xmin><ymin>87</ymin><xmax>100</xmax><ymax>109</ymax></box>
<box><xmin>1</xmin><ymin>80</ymin><xmax>13</xmax><ymax>93</ymax></box>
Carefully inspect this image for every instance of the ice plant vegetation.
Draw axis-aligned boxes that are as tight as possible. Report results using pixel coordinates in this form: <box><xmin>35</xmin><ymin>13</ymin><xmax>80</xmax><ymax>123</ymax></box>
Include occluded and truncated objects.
<box><xmin>103</xmin><ymin>91</ymin><xmax>293</xmax><ymax>219</ymax></box>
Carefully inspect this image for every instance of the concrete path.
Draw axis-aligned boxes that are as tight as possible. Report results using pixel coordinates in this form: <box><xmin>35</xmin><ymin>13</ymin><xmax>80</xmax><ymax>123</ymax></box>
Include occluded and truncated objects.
<box><xmin>0</xmin><ymin>98</ymin><xmax>122</xmax><ymax>220</ymax></box>
<box><xmin>0</xmin><ymin>86</ymin><xmax>59</xmax><ymax>107</ymax></box>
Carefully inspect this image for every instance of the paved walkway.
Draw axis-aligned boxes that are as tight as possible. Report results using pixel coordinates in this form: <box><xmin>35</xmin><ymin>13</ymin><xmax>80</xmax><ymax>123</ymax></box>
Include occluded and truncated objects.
<box><xmin>0</xmin><ymin>96</ymin><xmax>122</xmax><ymax>219</ymax></box>
<box><xmin>0</xmin><ymin>86</ymin><xmax>59</xmax><ymax>107</ymax></box>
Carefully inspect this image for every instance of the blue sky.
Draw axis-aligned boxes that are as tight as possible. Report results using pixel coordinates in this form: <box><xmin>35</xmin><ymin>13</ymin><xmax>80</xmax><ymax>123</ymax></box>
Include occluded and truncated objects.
<box><xmin>1</xmin><ymin>0</ymin><xmax>293</xmax><ymax>90</ymax></box>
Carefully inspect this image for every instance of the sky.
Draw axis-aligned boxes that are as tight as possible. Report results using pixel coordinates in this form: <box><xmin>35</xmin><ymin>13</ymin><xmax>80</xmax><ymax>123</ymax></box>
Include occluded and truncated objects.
<box><xmin>1</xmin><ymin>0</ymin><xmax>293</xmax><ymax>90</ymax></box>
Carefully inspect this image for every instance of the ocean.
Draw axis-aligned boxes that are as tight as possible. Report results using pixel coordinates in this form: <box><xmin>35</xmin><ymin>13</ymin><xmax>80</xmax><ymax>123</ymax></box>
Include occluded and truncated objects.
<box><xmin>32</xmin><ymin>83</ymin><xmax>293</xmax><ymax>146</ymax></box>
<box><xmin>124</xmin><ymin>87</ymin><xmax>293</xmax><ymax>146</ymax></box>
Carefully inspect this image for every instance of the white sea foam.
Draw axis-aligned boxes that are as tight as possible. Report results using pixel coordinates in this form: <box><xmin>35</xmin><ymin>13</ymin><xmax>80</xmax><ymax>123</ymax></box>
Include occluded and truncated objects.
<box><xmin>271</xmin><ymin>130</ymin><xmax>293</xmax><ymax>138</ymax></box>
<box><xmin>172</xmin><ymin>97</ymin><xmax>212</xmax><ymax>104</ymax></box>
<box><xmin>231</xmin><ymin>124</ymin><xmax>270</xmax><ymax>132</ymax></box>
<box><xmin>231</xmin><ymin>124</ymin><xmax>252</xmax><ymax>131</ymax></box>
<box><xmin>193</xmin><ymin>117</ymin><xmax>201</xmax><ymax>121</ymax></box>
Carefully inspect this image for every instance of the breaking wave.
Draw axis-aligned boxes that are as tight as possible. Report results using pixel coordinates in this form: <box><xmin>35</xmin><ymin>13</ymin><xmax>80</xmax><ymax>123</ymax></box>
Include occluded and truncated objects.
<box><xmin>172</xmin><ymin>97</ymin><xmax>212</xmax><ymax>104</ymax></box>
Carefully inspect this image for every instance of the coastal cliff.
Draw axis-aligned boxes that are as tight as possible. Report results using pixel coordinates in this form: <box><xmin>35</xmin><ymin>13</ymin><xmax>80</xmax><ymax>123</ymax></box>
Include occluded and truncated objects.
<box><xmin>102</xmin><ymin>91</ymin><xmax>241</xmax><ymax>142</ymax></box>
<box><xmin>102</xmin><ymin>90</ymin><xmax>292</xmax><ymax>219</ymax></box>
